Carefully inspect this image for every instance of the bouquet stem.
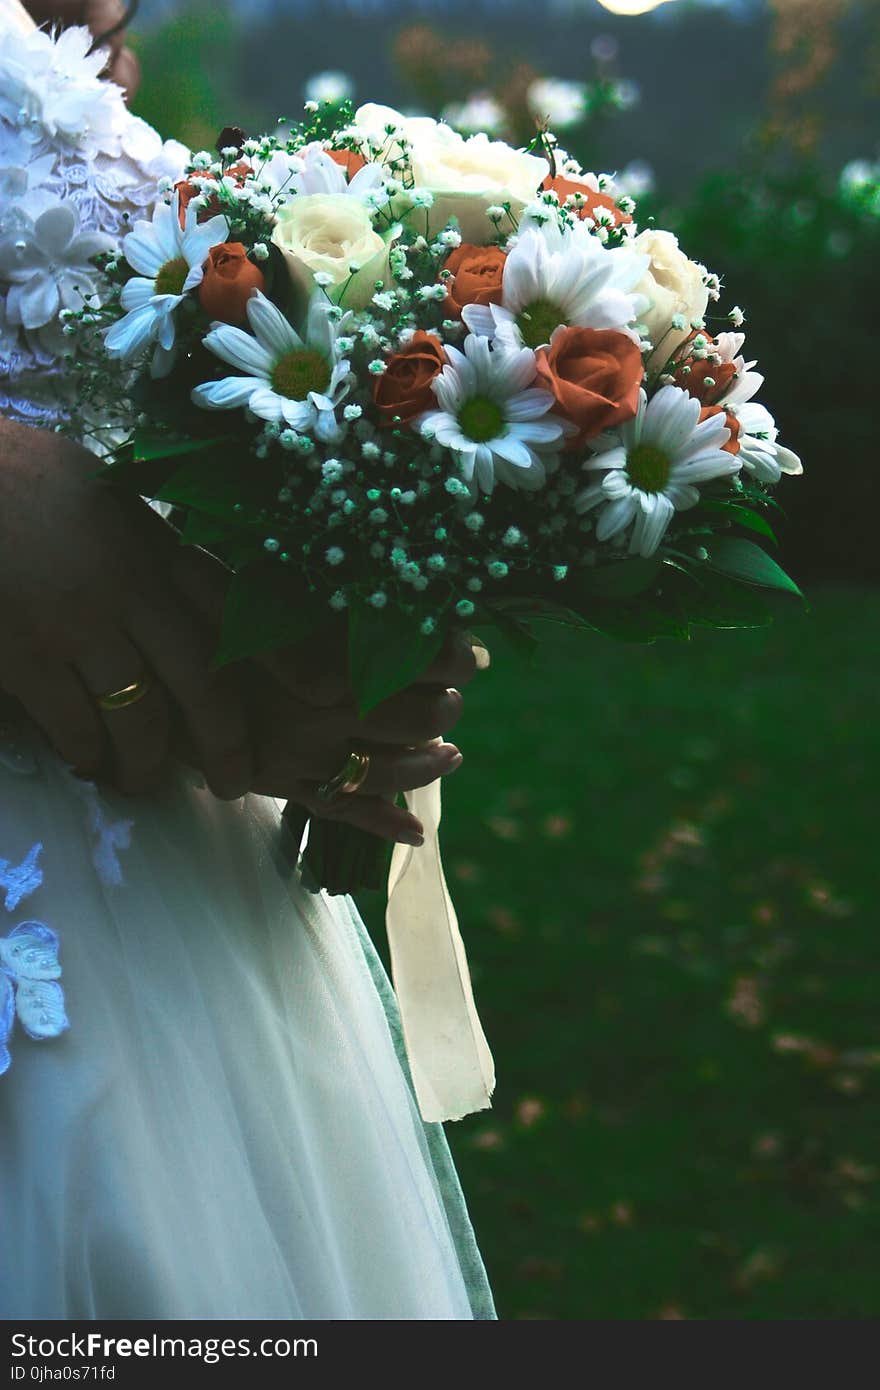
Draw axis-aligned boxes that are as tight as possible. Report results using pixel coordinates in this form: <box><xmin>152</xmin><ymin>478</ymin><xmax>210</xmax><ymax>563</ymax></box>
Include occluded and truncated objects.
<box><xmin>281</xmin><ymin>803</ymin><xmax>390</xmax><ymax>897</ymax></box>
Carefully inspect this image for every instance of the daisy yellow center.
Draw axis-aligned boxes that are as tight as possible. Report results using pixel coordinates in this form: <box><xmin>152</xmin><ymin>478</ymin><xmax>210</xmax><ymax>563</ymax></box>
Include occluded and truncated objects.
<box><xmin>626</xmin><ymin>443</ymin><xmax>672</xmax><ymax>494</ymax></box>
<box><xmin>458</xmin><ymin>395</ymin><xmax>505</xmax><ymax>444</ymax></box>
<box><xmin>154</xmin><ymin>256</ymin><xmax>190</xmax><ymax>296</ymax></box>
<box><xmin>271</xmin><ymin>349</ymin><xmax>331</xmax><ymax>400</ymax></box>
<box><xmin>516</xmin><ymin>297</ymin><xmax>565</xmax><ymax>349</ymax></box>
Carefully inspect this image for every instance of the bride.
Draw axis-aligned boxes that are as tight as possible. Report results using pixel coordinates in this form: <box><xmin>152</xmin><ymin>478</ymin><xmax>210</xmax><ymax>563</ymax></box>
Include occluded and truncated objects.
<box><xmin>0</xmin><ymin>0</ymin><xmax>495</xmax><ymax>1320</ymax></box>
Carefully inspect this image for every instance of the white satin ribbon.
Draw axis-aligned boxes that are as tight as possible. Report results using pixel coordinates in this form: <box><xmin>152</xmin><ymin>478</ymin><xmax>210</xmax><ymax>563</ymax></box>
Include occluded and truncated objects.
<box><xmin>385</xmin><ymin>779</ymin><xmax>495</xmax><ymax>1124</ymax></box>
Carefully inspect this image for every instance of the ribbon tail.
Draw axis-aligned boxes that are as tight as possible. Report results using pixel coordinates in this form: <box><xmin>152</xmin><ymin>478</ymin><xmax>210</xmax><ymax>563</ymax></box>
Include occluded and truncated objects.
<box><xmin>385</xmin><ymin>779</ymin><xmax>495</xmax><ymax>1124</ymax></box>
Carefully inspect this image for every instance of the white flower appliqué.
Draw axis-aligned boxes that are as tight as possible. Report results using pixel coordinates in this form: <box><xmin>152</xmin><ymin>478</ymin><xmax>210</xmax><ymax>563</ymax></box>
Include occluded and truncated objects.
<box><xmin>0</xmin><ymin>841</ymin><xmax>68</xmax><ymax>1075</ymax></box>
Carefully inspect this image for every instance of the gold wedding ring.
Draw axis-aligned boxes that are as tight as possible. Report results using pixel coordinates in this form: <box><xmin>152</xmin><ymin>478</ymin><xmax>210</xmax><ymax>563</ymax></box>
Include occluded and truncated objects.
<box><xmin>316</xmin><ymin>750</ymin><xmax>371</xmax><ymax>803</ymax></box>
<box><xmin>95</xmin><ymin>677</ymin><xmax>153</xmax><ymax>713</ymax></box>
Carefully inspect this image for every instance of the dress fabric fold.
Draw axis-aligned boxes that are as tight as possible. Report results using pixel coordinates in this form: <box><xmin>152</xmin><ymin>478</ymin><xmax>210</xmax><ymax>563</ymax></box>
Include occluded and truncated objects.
<box><xmin>0</xmin><ymin>722</ymin><xmax>494</xmax><ymax>1320</ymax></box>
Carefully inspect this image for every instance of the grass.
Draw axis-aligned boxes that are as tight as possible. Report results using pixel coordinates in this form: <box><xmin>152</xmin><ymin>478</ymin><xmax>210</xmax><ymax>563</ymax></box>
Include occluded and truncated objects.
<box><xmin>360</xmin><ymin>585</ymin><xmax>880</xmax><ymax>1320</ymax></box>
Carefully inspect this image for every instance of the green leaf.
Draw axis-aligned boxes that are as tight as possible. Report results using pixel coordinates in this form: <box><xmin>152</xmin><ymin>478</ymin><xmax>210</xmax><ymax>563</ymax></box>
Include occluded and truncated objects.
<box><xmin>348</xmin><ymin>602</ymin><xmax>447</xmax><ymax>715</ymax></box>
<box><xmin>705</xmin><ymin>537</ymin><xmax>803</xmax><ymax>597</ymax></box>
<box><xmin>96</xmin><ymin>442</ymin><xmax>183</xmax><ymax>496</ymax></box>
<box><xmin>576</xmin><ymin>556</ymin><xmax>662</xmax><ymax>600</ymax></box>
<box><xmin>180</xmin><ymin>511</ymin><xmax>240</xmax><ymax>548</ymax></box>
<box><xmin>488</xmin><ymin>595</ymin><xmax>592</xmax><ymax>630</ymax></box>
<box><xmin>215</xmin><ymin>565</ymin><xmax>325</xmax><ymax>667</ymax></box>
<box><xmin>134</xmin><ymin>425</ymin><xmax>224</xmax><ymax>463</ymax></box>
<box><xmin>684</xmin><ymin>569</ymin><xmax>775</xmax><ymax>630</ymax></box>
<box><xmin>156</xmin><ymin>450</ymin><xmax>270</xmax><ymax>517</ymax></box>
<box><xmin>700</xmin><ymin>500</ymin><xmax>778</xmax><ymax>544</ymax></box>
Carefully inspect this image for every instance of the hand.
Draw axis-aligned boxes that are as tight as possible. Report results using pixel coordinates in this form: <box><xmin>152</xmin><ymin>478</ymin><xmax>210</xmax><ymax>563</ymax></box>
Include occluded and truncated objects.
<box><xmin>239</xmin><ymin>635</ymin><xmax>481</xmax><ymax>846</ymax></box>
<box><xmin>25</xmin><ymin>0</ymin><xmax>141</xmax><ymax>100</ymax></box>
<box><xmin>169</xmin><ymin>539</ymin><xmax>490</xmax><ymax>845</ymax></box>
<box><xmin>0</xmin><ymin>421</ymin><xmax>253</xmax><ymax>798</ymax></box>
<box><xmin>170</xmin><ymin>554</ymin><xmax>487</xmax><ymax>845</ymax></box>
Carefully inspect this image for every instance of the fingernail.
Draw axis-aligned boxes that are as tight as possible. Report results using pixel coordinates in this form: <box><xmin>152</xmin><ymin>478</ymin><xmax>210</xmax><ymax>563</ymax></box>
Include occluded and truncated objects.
<box><xmin>469</xmin><ymin>636</ymin><xmax>491</xmax><ymax>671</ymax></box>
<box><xmin>404</xmin><ymin>831</ymin><xmax>425</xmax><ymax>847</ymax></box>
<box><xmin>444</xmin><ymin>752</ymin><xmax>464</xmax><ymax>773</ymax></box>
<box><xmin>437</xmin><ymin>742</ymin><xmax>461</xmax><ymax>762</ymax></box>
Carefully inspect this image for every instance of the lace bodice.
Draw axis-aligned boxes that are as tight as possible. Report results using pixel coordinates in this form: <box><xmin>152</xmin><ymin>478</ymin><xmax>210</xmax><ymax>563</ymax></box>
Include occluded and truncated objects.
<box><xmin>0</xmin><ymin>22</ymin><xmax>187</xmax><ymax>428</ymax></box>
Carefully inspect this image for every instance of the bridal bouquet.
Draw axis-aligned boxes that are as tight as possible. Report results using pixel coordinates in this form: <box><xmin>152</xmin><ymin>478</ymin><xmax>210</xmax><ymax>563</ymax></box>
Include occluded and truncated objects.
<box><xmin>71</xmin><ymin>101</ymin><xmax>804</xmax><ymax>894</ymax></box>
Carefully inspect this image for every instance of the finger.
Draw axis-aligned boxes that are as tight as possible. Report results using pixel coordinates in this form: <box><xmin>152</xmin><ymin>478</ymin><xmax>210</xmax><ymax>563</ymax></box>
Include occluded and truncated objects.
<box><xmin>360</xmin><ymin>686</ymin><xmax>464</xmax><ymax>745</ymax></box>
<box><xmin>360</xmin><ymin>741</ymin><xmax>463</xmax><ymax>795</ymax></box>
<box><xmin>254</xmin><ymin>740</ymin><xmax>463</xmax><ymax>797</ymax></box>
<box><xmin>74</xmin><ymin>633</ymin><xmax>172</xmax><ymax>794</ymax></box>
<box><xmin>126</xmin><ymin>590</ymin><xmax>253</xmax><ymax>800</ymax></box>
<box><xmin>0</xmin><ymin>655</ymin><xmax>106</xmax><ymax>776</ymax></box>
<box><xmin>416</xmin><ymin>629</ymin><xmax>483</xmax><ymax>689</ymax></box>
<box><xmin>286</xmin><ymin>784</ymin><xmax>425</xmax><ymax>847</ymax></box>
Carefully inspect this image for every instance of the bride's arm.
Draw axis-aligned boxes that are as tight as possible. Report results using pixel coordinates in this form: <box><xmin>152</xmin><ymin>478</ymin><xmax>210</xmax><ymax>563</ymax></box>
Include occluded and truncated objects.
<box><xmin>0</xmin><ymin>419</ymin><xmax>253</xmax><ymax>798</ymax></box>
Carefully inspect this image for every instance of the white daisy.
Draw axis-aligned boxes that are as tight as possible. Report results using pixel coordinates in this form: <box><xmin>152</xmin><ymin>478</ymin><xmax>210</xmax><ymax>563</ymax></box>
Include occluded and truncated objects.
<box><xmin>707</xmin><ymin>331</ymin><xmax>764</xmax><ymax>408</ymax></box>
<box><xmin>576</xmin><ymin>384</ymin><xmax>741</xmax><ymax>558</ymax></box>
<box><xmin>192</xmin><ymin>290</ymin><xmax>352</xmax><ymax>442</ymax></box>
<box><xmin>416</xmin><ymin>332</ymin><xmax>567</xmax><ymax>495</ymax></box>
<box><xmin>105</xmin><ymin>193</ymin><xmax>229</xmax><ymax>375</ymax></box>
<box><xmin>0</xmin><ymin>198</ymin><xmax>112</xmax><ymax>330</ymax></box>
<box><xmin>730</xmin><ymin>402</ymin><xmax>803</xmax><ymax>483</ymax></box>
<box><xmin>461</xmin><ymin>219</ymin><xmax>647</xmax><ymax>349</ymax></box>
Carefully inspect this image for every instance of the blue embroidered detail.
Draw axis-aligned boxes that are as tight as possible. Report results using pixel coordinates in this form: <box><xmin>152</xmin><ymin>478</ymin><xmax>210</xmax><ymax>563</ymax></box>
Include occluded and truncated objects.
<box><xmin>0</xmin><ymin>843</ymin><xmax>43</xmax><ymax>913</ymax></box>
<box><xmin>0</xmin><ymin>921</ymin><xmax>69</xmax><ymax>1075</ymax></box>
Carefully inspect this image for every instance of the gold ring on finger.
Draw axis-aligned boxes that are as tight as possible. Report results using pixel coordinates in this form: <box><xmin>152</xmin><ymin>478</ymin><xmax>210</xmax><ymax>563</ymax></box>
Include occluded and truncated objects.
<box><xmin>316</xmin><ymin>750</ymin><xmax>371</xmax><ymax>803</ymax></box>
<box><xmin>95</xmin><ymin>676</ymin><xmax>152</xmax><ymax>713</ymax></box>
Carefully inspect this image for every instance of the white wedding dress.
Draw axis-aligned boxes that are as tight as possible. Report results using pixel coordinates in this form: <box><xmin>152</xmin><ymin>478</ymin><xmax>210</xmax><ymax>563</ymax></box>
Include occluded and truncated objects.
<box><xmin>0</xmin><ymin>18</ymin><xmax>494</xmax><ymax>1320</ymax></box>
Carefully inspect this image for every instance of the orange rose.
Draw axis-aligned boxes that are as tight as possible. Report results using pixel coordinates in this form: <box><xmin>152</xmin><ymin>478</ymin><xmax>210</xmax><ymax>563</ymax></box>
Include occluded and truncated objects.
<box><xmin>543</xmin><ymin>175</ymin><xmax>632</xmax><ymax>228</ymax></box>
<box><xmin>535</xmin><ymin>326</ymin><xmax>642</xmax><ymax>447</ymax></box>
<box><xmin>442</xmin><ymin>243</ymin><xmax>506</xmax><ymax>318</ymax></box>
<box><xmin>198</xmin><ymin>243</ymin><xmax>265</xmax><ymax>325</ymax></box>
<box><xmin>700</xmin><ymin>404</ymin><xmax>741</xmax><ymax>455</ymax></box>
<box><xmin>373</xmin><ymin>331</ymin><xmax>446</xmax><ymax>428</ymax></box>
<box><xmin>327</xmin><ymin>147</ymin><xmax>368</xmax><ymax>179</ymax></box>
<box><xmin>673</xmin><ymin>330</ymin><xmax>737</xmax><ymax>406</ymax></box>
<box><xmin>174</xmin><ymin>162</ymin><xmax>252</xmax><ymax>227</ymax></box>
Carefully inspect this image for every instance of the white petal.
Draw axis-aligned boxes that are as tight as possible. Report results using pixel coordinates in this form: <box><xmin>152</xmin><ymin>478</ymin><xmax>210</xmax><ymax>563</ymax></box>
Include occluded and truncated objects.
<box><xmin>105</xmin><ymin>303</ymin><xmax>160</xmax><ymax>359</ymax></box>
<box><xmin>596</xmin><ymin>495</ymin><xmax>637</xmax><ymax>541</ymax></box>
<box><xmin>247</xmin><ymin>291</ymin><xmax>302</xmax><ymax>357</ymax></box>
<box><xmin>192</xmin><ymin>376</ymin><xmax>265</xmax><ymax>411</ymax></box>
<box><xmin>460</xmin><ymin>303</ymin><xmax>497</xmax><ymax>338</ymax></box>
<box><xmin>474</xmin><ymin>445</ymin><xmax>495</xmax><ymax>494</ymax></box>
<box><xmin>491</xmin><ymin>434</ymin><xmax>533</xmax><ymax>468</ymax></box>
<box><xmin>505</xmin><ymin>387</ymin><xmax>554</xmax><ymax>421</ymax></box>
<box><xmin>510</xmin><ymin>418</ymin><xmax>564</xmax><ymax>446</ymax></box>
<box><xmin>181</xmin><ymin>213</ymin><xmax>230</xmax><ymax>269</ymax></box>
<box><xmin>32</xmin><ymin>204</ymin><xmax>76</xmax><ymax>258</ymax></box>
<box><xmin>776</xmin><ymin>444</ymin><xmax>803</xmax><ymax>476</ymax></box>
<box><xmin>631</xmin><ymin>492</ymin><xmax>674</xmax><ymax>557</ymax></box>
<box><xmin>203</xmin><ymin>323</ymin><xmax>274</xmax><ymax>377</ymax></box>
<box><xmin>16</xmin><ymin>275</ymin><xmax>59</xmax><ymax>329</ymax></box>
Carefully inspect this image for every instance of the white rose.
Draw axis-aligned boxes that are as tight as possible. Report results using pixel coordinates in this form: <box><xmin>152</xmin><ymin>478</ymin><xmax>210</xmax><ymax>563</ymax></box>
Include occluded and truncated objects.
<box><xmin>408</xmin><ymin>128</ymin><xmax>549</xmax><ymax>242</ymax></box>
<box><xmin>351</xmin><ymin>102</ymin><xmax>432</xmax><ymax>148</ymax></box>
<box><xmin>634</xmin><ymin>229</ymin><xmax>709</xmax><ymax>370</ymax></box>
<box><xmin>272</xmin><ymin>193</ymin><xmax>395</xmax><ymax>310</ymax></box>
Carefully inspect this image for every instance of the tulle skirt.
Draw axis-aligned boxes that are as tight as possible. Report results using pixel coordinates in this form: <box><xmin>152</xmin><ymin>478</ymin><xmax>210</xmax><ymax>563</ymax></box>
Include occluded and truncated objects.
<box><xmin>0</xmin><ymin>717</ymin><xmax>494</xmax><ymax>1320</ymax></box>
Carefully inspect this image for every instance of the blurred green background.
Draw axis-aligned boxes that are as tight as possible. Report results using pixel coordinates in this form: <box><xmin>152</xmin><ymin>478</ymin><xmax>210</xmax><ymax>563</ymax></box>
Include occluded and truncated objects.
<box><xmin>131</xmin><ymin>0</ymin><xmax>880</xmax><ymax>1319</ymax></box>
